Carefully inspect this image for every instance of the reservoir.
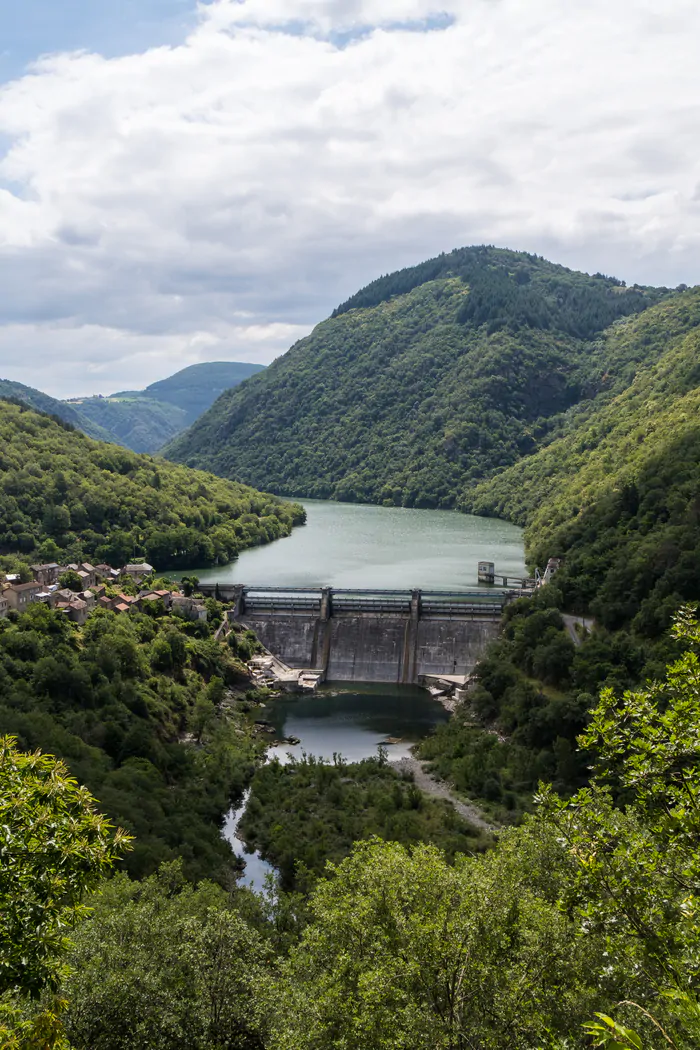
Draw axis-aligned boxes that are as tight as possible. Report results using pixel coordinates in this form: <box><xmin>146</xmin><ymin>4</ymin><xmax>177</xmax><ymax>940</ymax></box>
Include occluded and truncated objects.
<box><xmin>219</xmin><ymin>499</ymin><xmax>524</xmax><ymax>887</ymax></box>
<box><xmin>190</xmin><ymin>498</ymin><xmax>526</xmax><ymax>590</ymax></box>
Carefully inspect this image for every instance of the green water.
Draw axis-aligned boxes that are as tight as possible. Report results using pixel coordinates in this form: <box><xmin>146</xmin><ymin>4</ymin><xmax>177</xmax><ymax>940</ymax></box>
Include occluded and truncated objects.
<box><xmin>266</xmin><ymin>683</ymin><xmax>451</xmax><ymax>765</ymax></box>
<box><xmin>192</xmin><ymin>498</ymin><xmax>526</xmax><ymax>588</ymax></box>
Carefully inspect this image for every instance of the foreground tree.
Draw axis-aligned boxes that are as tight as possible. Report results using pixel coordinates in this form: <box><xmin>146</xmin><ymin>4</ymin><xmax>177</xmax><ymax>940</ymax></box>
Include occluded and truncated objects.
<box><xmin>273</xmin><ymin>610</ymin><xmax>700</xmax><ymax>1050</ymax></box>
<box><xmin>544</xmin><ymin>608</ymin><xmax>700</xmax><ymax>1048</ymax></box>
<box><xmin>64</xmin><ymin>863</ymin><xmax>272</xmax><ymax>1050</ymax></box>
<box><xmin>273</xmin><ymin>829</ymin><xmax>603</xmax><ymax>1050</ymax></box>
<box><xmin>0</xmin><ymin>737</ymin><xmax>129</xmax><ymax>1047</ymax></box>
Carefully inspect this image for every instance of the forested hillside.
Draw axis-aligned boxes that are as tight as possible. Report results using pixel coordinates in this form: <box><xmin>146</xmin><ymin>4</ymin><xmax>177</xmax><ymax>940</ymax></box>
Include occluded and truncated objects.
<box><xmin>66</xmin><ymin>394</ymin><xmax>189</xmax><ymax>454</ymax></box>
<box><xmin>463</xmin><ymin>289</ymin><xmax>700</xmax><ymax>633</ymax></box>
<box><xmin>165</xmin><ymin>246</ymin><xmax>669</xmax><ymax>504</ymax></box>
<box><xmin>0</xmin><ymin>399</ymin><xmax>304</xmax><ymax>572</ymax></box>
<box><xmin>0</xmin><ymin>378</ymin><xmax>114</xmax><ymax>443</ymax></box>
<box><xmin>410</xmin><ymin>291</ymin><xmax>700</xmax><ymax>821</ymax></box>
<box><xmin>0</xmin><ymin>600</ymin><xmax>261</xmax><ymax>882</ymax></box>
<box><xmin>68</xmin><ymin>361</ymin><xmax>266</xmax><ymax>453</ymax></box>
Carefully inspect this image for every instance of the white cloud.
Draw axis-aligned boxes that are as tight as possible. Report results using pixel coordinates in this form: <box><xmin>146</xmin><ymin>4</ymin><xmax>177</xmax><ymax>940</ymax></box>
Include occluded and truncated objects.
<box><xmin>0</xmin><ymin>0</ymin><xmax>698</xmax><ymax>397</ymax></box>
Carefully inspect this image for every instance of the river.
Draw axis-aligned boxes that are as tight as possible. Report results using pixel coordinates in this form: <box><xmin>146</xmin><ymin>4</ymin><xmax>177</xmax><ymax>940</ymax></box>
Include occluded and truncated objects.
<box><xmin>219</xmin><ymin>499</ymin><xmax>525</xmax><ymax>888</ymax></box>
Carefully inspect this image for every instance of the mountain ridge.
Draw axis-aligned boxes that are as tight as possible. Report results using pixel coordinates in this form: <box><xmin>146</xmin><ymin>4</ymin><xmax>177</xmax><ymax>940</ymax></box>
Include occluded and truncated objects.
<box><xmin>164</xmin><ymin>246</ymin><xmax>672</xmax><ymax>505</ymax></box>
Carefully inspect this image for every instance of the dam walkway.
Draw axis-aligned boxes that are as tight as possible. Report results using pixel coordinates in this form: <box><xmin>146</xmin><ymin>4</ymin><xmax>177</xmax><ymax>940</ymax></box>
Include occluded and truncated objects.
<box><xmin>200</xmin><ymin>584</ymin><xmax>518</xmax><ymax>685</ymax></box>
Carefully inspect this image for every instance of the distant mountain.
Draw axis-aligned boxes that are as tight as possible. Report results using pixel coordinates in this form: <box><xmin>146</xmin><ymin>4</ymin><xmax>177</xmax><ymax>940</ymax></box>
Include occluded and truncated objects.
<box><xmin>118</xmin><ymin>361</ymin><xmax>266</xmax><ymax>426</ymax></box>
<box><xmin>0</xmin><ymin>378</ymin><xmax>115</xmax><ymax>443</ymax></box>
<box><xmin>63</xmin><ymin>395</ymin><xmax>188</xmax><ymax>455</ymax></box>
<box><xmin>164</xmin><ymin>246</ymin><xmax>670</xmax><ymax>506</ymax></box>
<box><xmin>67</xmin><ymin>361</ymin><xmax>266</xmax><ymax>454</ymax></box>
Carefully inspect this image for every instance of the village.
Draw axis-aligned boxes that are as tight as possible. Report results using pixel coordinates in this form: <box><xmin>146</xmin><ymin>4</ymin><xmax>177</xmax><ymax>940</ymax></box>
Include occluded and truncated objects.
<box><xmin>0</xmin><ymin>560</ymin><xmax>208</xmax><ymax>624</ymax></box>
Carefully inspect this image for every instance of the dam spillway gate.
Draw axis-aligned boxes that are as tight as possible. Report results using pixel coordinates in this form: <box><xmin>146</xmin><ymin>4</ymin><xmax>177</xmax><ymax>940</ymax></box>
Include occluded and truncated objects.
<box><xmin>200</xmin><ymin>585</ymin><xmax>515</xmax><ymax>684</ymax></box>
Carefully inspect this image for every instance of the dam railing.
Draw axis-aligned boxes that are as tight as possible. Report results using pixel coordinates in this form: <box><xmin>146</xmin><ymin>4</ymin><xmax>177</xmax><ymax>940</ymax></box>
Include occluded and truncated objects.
<box><xmin>198</xmin><ymin>584</ymin><xmax>514</xmax><ymax>618</ymax></box>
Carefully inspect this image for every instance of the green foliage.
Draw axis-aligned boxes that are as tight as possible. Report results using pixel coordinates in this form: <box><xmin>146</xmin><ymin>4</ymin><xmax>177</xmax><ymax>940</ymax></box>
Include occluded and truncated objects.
<box><xmin>0</xmin><ymin>738</ymin><xmax>129</xmax><ymax>1000</ymax></box>
<box><xmin>238</xmin><ymin>753</ymin><xmax>490</xmax><ymax>890</ymax></box>
<box><xmin>464</xmin><ymin>289</ymin><xmax>700</xmax><ymax>633</ymax></box>
<box><xmin>165</xmin><ymin>247</ymin><xmax>668</xmax><ymax>506</ymax></box>
<box><xmin>0</xmin><ymin>399</ymin><xmax>304</xmax><ymax>571</ymax></box>
<box><xmin>58</xmin><ymin>570</ymin><xmax>83</xmax><ymax>592</ymax></box>
<box><xmin>0</xmin><ymin>602</ymin><xmax>259</xmax><ymax>883</ymax></box>
<box><xmin>0</xmin><ymin>738</ymin><xmax>128</xmax><ymax>1049</ymax></box>
<box><xmin>273</xmin><ymin>831</ymin><xmax>601</xmax><ymax>1050</ymax></box>
<box><xmin>64</xmin><ymin>862</ymin><xmax>271</xmax><ymax>1050</ymax></box>
<box><xmin>539</xmin><ymin>610</ymin><xmax>700</xmax><ymax>1049</ymax></box>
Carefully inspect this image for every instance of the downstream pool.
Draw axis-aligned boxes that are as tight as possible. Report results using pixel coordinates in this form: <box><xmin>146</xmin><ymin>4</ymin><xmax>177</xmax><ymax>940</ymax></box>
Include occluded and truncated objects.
<box><xmin>223</xmin><ymin>682</ymin><xmax>452</xmax><ymax>889</ymax></box>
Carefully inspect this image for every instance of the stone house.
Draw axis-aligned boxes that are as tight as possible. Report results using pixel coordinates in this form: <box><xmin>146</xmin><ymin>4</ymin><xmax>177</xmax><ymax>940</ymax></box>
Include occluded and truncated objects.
<box><xmin>122</xmin><ymin>563</ymin><xmax>154</xmax><ymax>582</ymax></box>
<box><xmin>79</xmin><ymin>590</ymin><xmax>96</xmax><ymax>610</ymax></box>
<box><xmin>55</xmin><ymin>599</ymin><xmax>88</xmax><ymax>625</ymax></box>
<box><xmin>4</xmin><ymin>581</ymin><xmax>42</xmax><ymax>611</ymax></box>
<box><xmin>171</xmin><ymin>595</ymin><xmax>208</xmax><ymax>622</ymax></box>
<box><xmin>67</xmin><ymin>599</ymin><xmax>88</xmax><ymax>625</ymax></box>
<box><xmin>75</xmin><ymin>569</ymin><xmax>93</xmax><ymax>589</ymax></box>
<box><xmin>31</xmin><ymin>563</ymin><xmax>61</xmax><ymax>587</ymax></box>
<box><xmin>48</xmin><ymin>589</ymin><xmax>77</xmax><ymax>609</ymax></box>
<box><xmin>0</xmin><ymin>596</ymin><xmax>9</xmax><ymax>618</ymax></box>
<box><xmin>95</xmin><ymin>564</ymin><xmax>121</xmax><ymax>582</ymax></box>
<box><xmin>79</xmin><ymin>563</ymin><xmax>98</xmax><ymax>587</ymax></box>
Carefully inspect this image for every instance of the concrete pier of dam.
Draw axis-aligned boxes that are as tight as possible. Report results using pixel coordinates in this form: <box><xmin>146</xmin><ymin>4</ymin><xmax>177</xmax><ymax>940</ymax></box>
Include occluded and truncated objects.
<box><xmin>200</xmin><ymin>585</ymin><xmax>514</xmax><ymax>685</ymax></box>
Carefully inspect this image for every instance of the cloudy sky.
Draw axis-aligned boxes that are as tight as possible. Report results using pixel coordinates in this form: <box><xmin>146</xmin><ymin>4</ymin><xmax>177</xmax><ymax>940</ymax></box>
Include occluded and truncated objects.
<box><xmin>0</xmin><ymin>0</ymin><xmax>698</xmax><ymax>398</ymax></box>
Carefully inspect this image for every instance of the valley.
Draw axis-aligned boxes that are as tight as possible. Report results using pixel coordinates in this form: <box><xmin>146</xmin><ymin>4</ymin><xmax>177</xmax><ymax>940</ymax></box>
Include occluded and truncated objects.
<box><xmin>3</xmin><ymin>244</ymin><xmax>700</xmax><ymax>1050</ymax></box>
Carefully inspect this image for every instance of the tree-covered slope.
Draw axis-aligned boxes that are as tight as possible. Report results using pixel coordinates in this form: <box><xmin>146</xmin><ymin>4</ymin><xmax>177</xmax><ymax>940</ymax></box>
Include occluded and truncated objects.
<box><xmin>0</xmin><ymin>378</ymin><xmax>115</xmax><ymax>443</ymax></box>
<box><xmin>66</xmin><ymin>395</ymin><xmax>189</xmax><ymax>454</ymax></box>
<box><xmin>0</xmin><ymin>399</ymin><xmax>304</xmax><ymax>572</ymax></box>
<box><xmin>0</xmin><ymin>601</ymin><xmax>261</xmax><ymax>883</ymax></box>
<box><xmin>68</xmin><ymin>361</ymin><xmax>266</xmax><ymax>454</ymax></box>
<box><xmin>164</xmin><ymin>247</ymin><xmax>668</xmax><ymax>505</ymax></box>
<box><xmin>463</xmin><ymin>289</ymin><xmax>700</xmax><ymax>632</ymax></box>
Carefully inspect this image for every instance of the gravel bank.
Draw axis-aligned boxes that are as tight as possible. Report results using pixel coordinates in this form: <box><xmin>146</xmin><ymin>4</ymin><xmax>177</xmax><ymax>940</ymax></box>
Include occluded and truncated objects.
<box><xmin>391</xmin><ymin>755</ymin><xmax>498</xmax><ymax>833</ymax></box>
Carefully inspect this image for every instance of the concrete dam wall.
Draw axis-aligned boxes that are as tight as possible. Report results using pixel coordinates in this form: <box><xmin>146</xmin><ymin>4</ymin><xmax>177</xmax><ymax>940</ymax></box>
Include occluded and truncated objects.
<box><xmin>203</xmin><ymin>587</ymin><xmax>509</xmax><ymax>685</ymax></box>
<box><xmin>243</xmin><ymin>612</ymin><xmax>502</xmax><ymax>683</ymax></box>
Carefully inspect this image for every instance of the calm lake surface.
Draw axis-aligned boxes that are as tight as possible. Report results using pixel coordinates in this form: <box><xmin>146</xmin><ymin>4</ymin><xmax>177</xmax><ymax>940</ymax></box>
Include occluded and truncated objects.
<box><xmin>220</xmin><ymin>499</ymin><xmax>525</xmax><ymax>888</ymax></box>
<box><xmin>191</xmin><ymin>498</ymin><xmax>526</xmax><ymax>590</ymax></box>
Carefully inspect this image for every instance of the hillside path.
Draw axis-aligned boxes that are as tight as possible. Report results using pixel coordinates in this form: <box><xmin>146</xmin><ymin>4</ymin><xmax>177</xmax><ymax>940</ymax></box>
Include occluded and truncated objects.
<box><xmin>392</xmin><ymin>755</ymin><xmax>498</xmax><ymax>833</ymax></box>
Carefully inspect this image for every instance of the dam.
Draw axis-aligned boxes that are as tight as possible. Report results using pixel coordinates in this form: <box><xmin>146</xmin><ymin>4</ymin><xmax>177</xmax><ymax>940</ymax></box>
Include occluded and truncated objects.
<box><xmin>199</xmin><ymin>584</ymin><xmax>514</xmax><ymax>684</ymax></box>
